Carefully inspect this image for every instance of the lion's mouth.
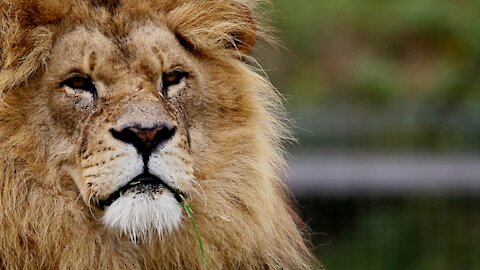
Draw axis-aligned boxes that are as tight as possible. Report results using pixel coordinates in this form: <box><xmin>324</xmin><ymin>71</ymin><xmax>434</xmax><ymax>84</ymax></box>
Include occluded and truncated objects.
<box><xmin>98</xmin><ymin>173</ymin><xmax>183</xmax><ymax>209</ymax></box>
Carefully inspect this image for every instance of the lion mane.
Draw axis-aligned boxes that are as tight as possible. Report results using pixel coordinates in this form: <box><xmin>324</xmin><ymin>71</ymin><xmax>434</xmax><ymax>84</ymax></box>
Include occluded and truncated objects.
<box><xmin>0</xmin><ymin>0</ymin><xmax>318</xmax><ymax>269</ymax></box>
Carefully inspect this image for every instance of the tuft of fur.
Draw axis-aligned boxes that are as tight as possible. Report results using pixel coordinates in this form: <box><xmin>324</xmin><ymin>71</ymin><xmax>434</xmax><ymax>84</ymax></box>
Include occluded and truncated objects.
<box><xmin>102</xmin><ymin>190</ymin><xmax>182</xmax><ymax>242</ymax></box>
<box><xmin>0</xmin><ymin>0</ymin><xmax>320</xmax><ymax>269</ymax></box>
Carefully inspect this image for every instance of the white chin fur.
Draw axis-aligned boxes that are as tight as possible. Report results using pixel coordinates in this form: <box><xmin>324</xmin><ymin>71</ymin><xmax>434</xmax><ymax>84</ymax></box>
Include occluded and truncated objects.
<box><xmin>102</xmin><ymin>191</ymin><xmax>182</xmax><ymax>242</ymax></box>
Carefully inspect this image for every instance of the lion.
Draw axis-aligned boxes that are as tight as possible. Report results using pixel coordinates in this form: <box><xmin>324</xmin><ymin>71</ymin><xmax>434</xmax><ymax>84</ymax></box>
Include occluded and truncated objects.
<box><xmin>0</xmin><ymin>0</ymin><xmax>318</xmax><ymax>269</ymax></box>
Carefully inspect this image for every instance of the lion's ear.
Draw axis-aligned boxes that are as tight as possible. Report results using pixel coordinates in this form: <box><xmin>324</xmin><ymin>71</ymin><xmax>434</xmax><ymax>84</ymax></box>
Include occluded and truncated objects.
<box><xmin>167</xmin><ymin>1</ymin><xmax>257</xmax><ymax>56</ymax></box>
<box><xmin>224</xmin><ymin>4</ymin><xmax>256</xmax><ymax>54</ymax></box>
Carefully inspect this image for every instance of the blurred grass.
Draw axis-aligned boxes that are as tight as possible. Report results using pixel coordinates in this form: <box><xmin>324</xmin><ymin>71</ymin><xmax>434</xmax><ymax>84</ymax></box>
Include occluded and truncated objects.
<box><xmin>259</xmin><ymin>0</ymin><xmax>480</xmax><ymax>152</ymax></box>
<box><xmin>264</xmin><ymin>1</ymin><xmax>480</xmax><ymax>269</ymax></box>
<box><xmin>268</xmin><ymin>0</ymin><xmax>480</xmax><ymax>106</ymax></box>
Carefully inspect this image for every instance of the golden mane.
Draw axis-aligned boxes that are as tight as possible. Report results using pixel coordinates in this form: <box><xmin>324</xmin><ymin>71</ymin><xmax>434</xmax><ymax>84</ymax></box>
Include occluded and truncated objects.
<box><xmin>0</xmin><ymin>0</ymin><xmax>319</xmax><ymax>269</ymax></box>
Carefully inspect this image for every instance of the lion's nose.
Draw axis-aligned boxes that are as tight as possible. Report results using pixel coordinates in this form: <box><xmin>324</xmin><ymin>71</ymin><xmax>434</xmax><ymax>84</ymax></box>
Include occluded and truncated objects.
<box><xmin>110</xmin><ymin>124</ymin><xmax>176</xmax><ymax>157</ymax></box>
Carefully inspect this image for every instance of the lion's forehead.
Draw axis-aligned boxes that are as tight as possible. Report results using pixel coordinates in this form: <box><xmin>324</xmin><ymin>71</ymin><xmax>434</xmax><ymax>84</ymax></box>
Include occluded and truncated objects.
<box><xmin>49</xmin><ymin>25</ymin><xmax>182</xmax><ymax>86</ymax></box>
<box><xmin>50</xmin><ymin>28</ymin><xmax>113</xmax><ymax>69</ymax></box>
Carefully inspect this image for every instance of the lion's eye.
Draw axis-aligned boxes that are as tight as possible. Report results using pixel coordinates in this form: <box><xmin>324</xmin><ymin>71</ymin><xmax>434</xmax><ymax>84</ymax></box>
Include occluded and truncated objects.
<box><xmin>161</xmin><ymin>70</ymin><xmax>188</xmax><ymax>96</ymax></box>
<box><xmin>62</xmin><ymin>76</ymin><xmax>97</xmax><ymax>94</ymax></box>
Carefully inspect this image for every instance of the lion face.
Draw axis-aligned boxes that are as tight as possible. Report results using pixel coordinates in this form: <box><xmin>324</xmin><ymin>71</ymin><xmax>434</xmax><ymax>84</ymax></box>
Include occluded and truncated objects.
<box><xmin>0</xmin><ymin>1</ymin><xmax>317</xmax><ymax>268</ymax></box>
<box><xmin>43</xmin><ymin>24</ymin><xmax>203</xmax><ymax>240</ymax></box>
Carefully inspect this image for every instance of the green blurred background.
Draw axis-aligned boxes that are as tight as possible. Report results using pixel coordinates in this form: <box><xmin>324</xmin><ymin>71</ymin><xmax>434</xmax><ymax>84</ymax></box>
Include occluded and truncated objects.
<box><xmin>258</xmin><ymin>1</ymin><xmax>480</xmax><ymax>269</ymax></box>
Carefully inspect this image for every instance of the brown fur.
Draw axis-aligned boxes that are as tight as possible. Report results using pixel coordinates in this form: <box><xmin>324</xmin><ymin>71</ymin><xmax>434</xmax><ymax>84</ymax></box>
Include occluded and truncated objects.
<box><xmin>0</xmin><ymin>0</ymin><xmax>319</xmax><ymax>269</ymax></box>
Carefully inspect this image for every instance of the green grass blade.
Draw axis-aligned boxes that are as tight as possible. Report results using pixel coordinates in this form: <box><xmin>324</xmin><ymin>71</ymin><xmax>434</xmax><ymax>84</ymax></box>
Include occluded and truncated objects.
<box><xmin>180</xmin><ymin>194</ymin><xmax>206</xmax><ymax>266</ymax></box>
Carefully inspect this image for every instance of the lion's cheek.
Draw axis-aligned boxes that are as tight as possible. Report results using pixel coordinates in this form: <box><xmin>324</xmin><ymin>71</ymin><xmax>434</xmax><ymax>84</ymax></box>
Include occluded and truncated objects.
<box><xmin>45</xmin><ymin>94</ymin><xmax>94</xmax><ymax>139</ymax></box>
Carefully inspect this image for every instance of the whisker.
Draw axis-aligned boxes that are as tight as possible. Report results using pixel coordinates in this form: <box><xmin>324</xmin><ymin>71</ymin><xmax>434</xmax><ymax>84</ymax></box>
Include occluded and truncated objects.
<box><xmin>86</xmin><ymin>191</ymin><xmax>99</xmax><ymax>221</ymax></box>
<box><xmin>82</xmin><ymin>154</ymin><xmax>127</xmax><ymax>169</ymax></box>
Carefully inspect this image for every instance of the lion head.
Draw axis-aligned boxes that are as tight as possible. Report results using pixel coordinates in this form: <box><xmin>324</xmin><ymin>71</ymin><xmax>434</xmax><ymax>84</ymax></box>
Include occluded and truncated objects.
<box><xmin>0</xmin><ymin>0</ymin><xmax>317</xmax><ymax>269</ymax></box>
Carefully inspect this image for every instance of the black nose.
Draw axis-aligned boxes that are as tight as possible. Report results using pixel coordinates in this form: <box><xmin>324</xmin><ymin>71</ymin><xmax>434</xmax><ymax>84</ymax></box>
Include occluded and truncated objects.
<box><xmin>110</xmin><ymin>124</ymin><xmax>176</xmax><ymax>157</ymax></box>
